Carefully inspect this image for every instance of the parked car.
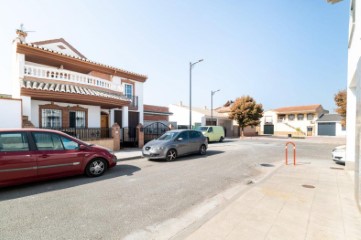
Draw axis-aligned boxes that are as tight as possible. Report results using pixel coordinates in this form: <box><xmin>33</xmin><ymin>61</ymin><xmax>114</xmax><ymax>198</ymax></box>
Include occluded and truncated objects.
<box><xmin>332</xmin><ymin>145</ymin><xmax>346</xmax><ymax>164</ymax></box>
<box><xmin>196</xmin><ymin>126</ymin><xmax>225</xmax><ymax>142</ymax></box>
<box><xmin>142</xmin><ymin>129</ymin><xmax>208</xmax><ymax>161</ymax></box>
<box><xmin>0</xmin><ymin>129</ymin><xmax>117</xmax><ymax>187</ymax></box>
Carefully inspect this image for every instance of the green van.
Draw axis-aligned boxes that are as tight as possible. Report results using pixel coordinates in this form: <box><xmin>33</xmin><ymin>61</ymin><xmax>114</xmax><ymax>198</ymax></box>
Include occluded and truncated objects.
<box><xmin>196</xmin><ymin>126</ymin><xmax>225</xmax><ymax>143</ymax></box>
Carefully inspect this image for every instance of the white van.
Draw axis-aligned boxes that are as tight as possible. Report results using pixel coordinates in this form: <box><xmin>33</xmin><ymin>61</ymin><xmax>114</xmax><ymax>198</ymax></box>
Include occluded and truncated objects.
<box><xmin>196</xmin><ymin>126</ymin><xmax>225</xmax><ymax>142</ymax></box>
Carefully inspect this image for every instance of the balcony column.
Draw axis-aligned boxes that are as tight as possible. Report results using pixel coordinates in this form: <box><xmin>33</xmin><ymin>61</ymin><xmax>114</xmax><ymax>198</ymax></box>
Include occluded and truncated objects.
<box><xmin>122</xmin><ymin>106</ymin><xmax>129</xmax><ymax>128</ymax></box>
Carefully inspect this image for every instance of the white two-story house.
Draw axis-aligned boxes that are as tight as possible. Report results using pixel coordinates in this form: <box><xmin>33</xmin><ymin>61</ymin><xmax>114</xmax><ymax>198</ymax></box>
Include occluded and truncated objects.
<box><xmin>260</xmin><ymin>104</ymin><xmax>328</xmax><ymax>136</ymax></box>
<box><xmin>6</xmin><ymin>29</ymin><xmax>147</xmax><ymax>139</ymax></box>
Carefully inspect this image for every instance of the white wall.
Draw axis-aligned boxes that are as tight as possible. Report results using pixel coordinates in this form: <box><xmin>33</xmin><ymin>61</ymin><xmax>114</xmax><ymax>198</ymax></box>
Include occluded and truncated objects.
<box><xmin>31</xmin><ymin>100</ymin><xmax>101</xmax><ymax>128</ymax></box>
<box><xmin>336</xmin><ymin>122</ymin><xmax>347</xmax><ymax>136</ymax></box>
<box><xmin>38</xmin><ymin>42</ymin><xmax>83</xmax><ymax>58</ymax></box>
<box><xmin>169</xmin><ymin>104</ymin><xmax>204</xmax><ymax>126</ymax></box>
<box><xmin>135</xmin><ymin>81</ymin><xmax>144</xmax><ymax>124</ymax></box>
<box><xmin>346</xmin><ymin>0</ymin><xmax>361</xmax><ymax>169</ymax></box>
<box><xmin>0</xmin><ymin>99</ymin><xmax>22</xmax><ymax>128</ymax></box>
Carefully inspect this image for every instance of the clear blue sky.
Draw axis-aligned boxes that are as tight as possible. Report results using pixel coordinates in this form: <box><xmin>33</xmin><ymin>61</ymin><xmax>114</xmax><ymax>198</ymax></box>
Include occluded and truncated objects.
<box><xmin>0</xmin><ymin>0</ymin><xmax>349</xmax><ymax>112</ymax></box>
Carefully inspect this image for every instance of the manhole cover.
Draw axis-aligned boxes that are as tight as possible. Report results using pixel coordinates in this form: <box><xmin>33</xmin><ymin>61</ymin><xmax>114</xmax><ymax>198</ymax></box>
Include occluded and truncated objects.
<box><xmin>302</xmin><ymin>184</ymin><xmax>315</xmax><ymax>189</ymax></box>
<box><xmin>330</xmin><ymin>167</ymin><xmax>344</xmax><ymax>170</ymax></box>
<box><xmin>260</xmin><ymin>163</ymin><xmax>274</xmax><ymax>167</ymax></box>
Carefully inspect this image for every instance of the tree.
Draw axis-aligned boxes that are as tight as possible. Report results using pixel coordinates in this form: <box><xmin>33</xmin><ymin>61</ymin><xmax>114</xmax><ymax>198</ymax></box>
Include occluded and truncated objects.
<box><xmin>334</xmin><ymin>89</ymin><xmax>347</xmax><ymax>127</ymax></box>
<box><xmin>228</xmin><ymin>95</ymin><xmax>264</xmax><ymax>137</ymax></box>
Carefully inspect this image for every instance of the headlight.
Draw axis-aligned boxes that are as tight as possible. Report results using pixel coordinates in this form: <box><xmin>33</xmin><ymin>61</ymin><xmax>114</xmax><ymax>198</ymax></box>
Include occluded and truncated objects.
<box><xmin>155</xmin><ymin>146</ymin><xmax>165</xmax><ymax>150</ymax></box>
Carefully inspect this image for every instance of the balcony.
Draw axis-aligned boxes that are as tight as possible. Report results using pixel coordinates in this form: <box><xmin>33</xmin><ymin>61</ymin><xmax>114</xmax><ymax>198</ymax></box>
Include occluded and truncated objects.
<box><xmin>24</xmin><ymin>64</ymin><xmax>121</xmax><ymax>92</ymax></box>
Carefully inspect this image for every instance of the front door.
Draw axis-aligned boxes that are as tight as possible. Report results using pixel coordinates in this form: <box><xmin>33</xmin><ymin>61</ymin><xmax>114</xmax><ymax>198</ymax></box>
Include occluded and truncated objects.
<box><xmin>101</xmin><ymin>114</ymin><xmax>109</xmax><ymax>138</ymax></box>
<box><xmin>69</xmin><ymin>111</ymin><xmax>76</xmax><ymax>128</ymax></box>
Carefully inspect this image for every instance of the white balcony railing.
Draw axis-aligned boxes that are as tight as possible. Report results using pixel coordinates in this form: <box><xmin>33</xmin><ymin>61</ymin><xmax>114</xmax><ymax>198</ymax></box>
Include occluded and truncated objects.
<box><xmin>24</xmin><ymin>65</ymin><xmax>121</xmax><ymax>92</ymax></box>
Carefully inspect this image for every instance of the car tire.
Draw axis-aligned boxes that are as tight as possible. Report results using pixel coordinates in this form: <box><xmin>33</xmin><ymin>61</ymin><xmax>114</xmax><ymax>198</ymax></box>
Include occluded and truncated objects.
<box><xmin>166</xmin><ymin>149</ymin><xmax>177</xmax><ymax>161</ymax></box>
<box><xmin>219</xmin><ymin>137</ymin><xmax>224</xmax><ymax>142</ymax></box>
<box><xmin>199</xmin><ymin>144</ymin><xmax>207</xmax><ymax>155</ymax></box>
<box><xmin>85</xmin><ymin>158</ymin><xmax>107</xmax><ymax>177</ymax></box>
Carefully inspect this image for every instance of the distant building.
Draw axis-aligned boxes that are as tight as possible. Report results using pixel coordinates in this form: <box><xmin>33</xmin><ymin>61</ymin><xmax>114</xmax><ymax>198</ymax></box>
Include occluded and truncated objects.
<box><xmin>169</xmin><ymin>101</ymin><xmax>257</xmax><ymax>138</ymax></box>
<box><xmin>260</xmin><ymin>104</ymin><xmax>328</xmax><ymax>136</ymax></box>
<box><xmin>316</xmin><ymin>114</ymin><xmax>346</xmax><ymax>136</ymax></box>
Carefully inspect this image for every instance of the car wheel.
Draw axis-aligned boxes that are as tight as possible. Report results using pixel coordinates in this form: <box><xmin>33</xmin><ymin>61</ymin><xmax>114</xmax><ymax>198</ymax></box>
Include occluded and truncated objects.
<box><xmin>166</xmin><ymin>149</ymin><xmax>177</xmax><ymax>161</ymax></box>
<box><xmin>85</xmin><ymin>158</ymin><xmax>107</xmax><ymax>177</ymax></box>
<box><xmin>219</xmin><ymin>137</ymin><xmax>224</xmax><ymax>142</ymax></box>
<box><xmin>199</xmin><ymin>144</ymin><xmax>207</xmax><ymax>155</ymax></box>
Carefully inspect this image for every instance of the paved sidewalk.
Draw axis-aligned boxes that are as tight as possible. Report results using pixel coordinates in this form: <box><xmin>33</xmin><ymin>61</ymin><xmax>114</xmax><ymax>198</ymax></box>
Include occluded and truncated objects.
<box><xmin>185</xmin><ymin>159</ymin><xmax>361</xmax><ymax>240</ymax></box>
<box><xmin>113</xmin><ymin>148</ymin><xmax>142</xmax><ymax>161</ymax></box>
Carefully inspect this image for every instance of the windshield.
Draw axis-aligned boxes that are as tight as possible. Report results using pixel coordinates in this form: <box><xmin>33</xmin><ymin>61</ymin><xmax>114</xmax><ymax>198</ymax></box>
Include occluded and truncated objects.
<box><xmin>158</xmin><ymin>132</ymin><xmax>178</xmax><ymax>141</ymax></box>
<box><xmin>196</xmin><ymin>127</ymin><xmax>208</xmax><ymax>131</ymax></box>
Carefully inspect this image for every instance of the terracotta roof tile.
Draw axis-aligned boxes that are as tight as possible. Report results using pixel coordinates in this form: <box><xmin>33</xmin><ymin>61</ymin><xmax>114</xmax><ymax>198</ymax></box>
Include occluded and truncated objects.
<box><xmin>22</xmin><ymin>80</ymin><xmax>130</xmax><ymax>102</ymax></box>
<box><xmin>272</xmin><ymin>104</ymin><xmax>322</xmax><ymax>113</ymax></box>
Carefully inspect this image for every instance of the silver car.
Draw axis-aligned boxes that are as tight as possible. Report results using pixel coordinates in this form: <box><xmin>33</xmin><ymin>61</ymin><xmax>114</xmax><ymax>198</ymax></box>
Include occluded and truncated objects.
<box><xmin>142</xmin><ymin>129</ymin><xmax>208</xmax><ymax>161</ymax></box>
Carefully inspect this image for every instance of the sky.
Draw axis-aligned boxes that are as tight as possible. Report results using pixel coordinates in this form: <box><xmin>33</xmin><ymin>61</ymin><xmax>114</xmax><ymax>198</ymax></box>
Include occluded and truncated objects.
<box><xmin>0</xmin><ymin>0</ymin><xmax>350</xmax><ymax>113</ymax></box>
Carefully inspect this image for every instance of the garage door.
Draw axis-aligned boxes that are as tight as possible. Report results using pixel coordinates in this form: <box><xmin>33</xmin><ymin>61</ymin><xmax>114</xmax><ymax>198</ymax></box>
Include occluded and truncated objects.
<box><xmin>318</xmin><ymin>122</ymin><xmax>336</xmax><ymax>136</ymax></box>
<box><xmin>264</xmin><ymin>125</ymin><xmax>274</xmax><ymax>135</ymax></box>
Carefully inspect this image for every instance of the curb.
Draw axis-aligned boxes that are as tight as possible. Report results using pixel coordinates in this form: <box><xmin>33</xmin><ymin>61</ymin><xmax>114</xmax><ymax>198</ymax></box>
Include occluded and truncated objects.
<box><xmin>116</xmin><ymin>156</ymin><xmax>143</xmax><ymax>162</ymax></box>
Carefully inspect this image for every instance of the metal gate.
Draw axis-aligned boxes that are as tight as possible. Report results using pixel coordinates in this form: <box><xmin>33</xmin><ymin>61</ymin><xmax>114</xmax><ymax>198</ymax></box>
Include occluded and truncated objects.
<box><xmin>120</xmin><ymin>127</ymin><xmax>138</xmax><ymax>147</ymax></box>
<box><xmin>318</xmin><ymin>122</ymin><xmax>336</xmax><ymax>136</ymax></box>
<box><xmin>264</xmin><ymin>124</ymin><xmax>274</xmax><ymax>135</ymax></box>
<box><xmin>144</xmin><ymin>122</ymin><xmax>170</xmax><ymax>143</ymax></box>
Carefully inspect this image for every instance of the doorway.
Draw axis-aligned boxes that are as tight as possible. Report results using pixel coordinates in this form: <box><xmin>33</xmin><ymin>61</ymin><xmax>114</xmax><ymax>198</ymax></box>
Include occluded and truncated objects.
<box><xmin>101</xmin><ymin>112</ymin><xmax>109</xmax><ymax>138</ymax></box>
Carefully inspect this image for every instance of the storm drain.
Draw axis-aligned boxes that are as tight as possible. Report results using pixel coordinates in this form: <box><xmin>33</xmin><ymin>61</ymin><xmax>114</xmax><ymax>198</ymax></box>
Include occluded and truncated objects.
<box><xmin>260</xmin><ymin>163</ymin><xmax>274</xmax><ymax>167</ymax></box>
<box><xmin>302</xmin><ymin>184</ymin><xmax>315</xmax><ymax>189</ymax></box>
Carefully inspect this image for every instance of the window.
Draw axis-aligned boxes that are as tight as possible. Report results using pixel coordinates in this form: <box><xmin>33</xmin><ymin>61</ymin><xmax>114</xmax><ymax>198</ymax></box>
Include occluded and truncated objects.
<box><xmin>124</xmin><ymin>84</ymin><xmax>133</xmax><ymax>98</ymax></box>
<box><xmin>177</xmin><ymin>131</ymin><xmax>189</xmax><ymax>140</ymax></box>
<box><xmin>297</xmin><ymin>114</ymin><xmax>304</xmax><ymax>121</ymax></box>
<box><xmin>307</xmin><ymin>114</ymin><xmax>314</xmax><ymax>120</ymax></box>
<box><xmin>33</xmin><ymin>133</ymin><xmax>80</xmax><ymax>150</ymax></box>
<box><xmin>33</xmin><ymin>133</ymin><xmax>64</xmax><ymax>150</ymax></box>
<box><xmin>190</xmin><ymin>131</ymin><xmax>202</xmax><ymax>139</ymax></box>
<box><xmin>61</xmin><ymin>136</ymin><xmax>79</xmax><ymax>150</ymax></box>
<box><xmin>42</xmin><ymin>109</ymin><xmax>62</xmax><ymax>128</ymax></box>
<box><xmin>0</xmin><ymin>133</ymin><xmax>29</xmax><ymax>152</ymax></box>
<box><xmin>208</xmin><ymin>127</ymin><xmax>213</xmax><ymax>133</ymax></box>
<box><xmin>288</xmin><ymin>114</ymin><xmax>295</xmax><ymax>121</ymax></box>
<box><xmin>278</xmin><ymin>115</ymin><xmax>285</xmax><ymax>122</ymax></box>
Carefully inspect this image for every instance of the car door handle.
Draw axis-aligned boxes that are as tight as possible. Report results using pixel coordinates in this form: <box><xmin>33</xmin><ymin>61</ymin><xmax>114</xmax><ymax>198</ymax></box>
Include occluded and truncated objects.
<box><xmin>41</xmin><ymin>154</ymin><xmax>50</xmax><ymax>158</ymax></box>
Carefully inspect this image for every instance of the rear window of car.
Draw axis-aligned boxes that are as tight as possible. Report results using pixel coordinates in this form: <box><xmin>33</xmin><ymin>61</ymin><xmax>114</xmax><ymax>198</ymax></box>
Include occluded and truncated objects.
<box><xmin>0</xmin><ymin>132</ymin><xmax>29</xmax><ymax>152</ymax></box>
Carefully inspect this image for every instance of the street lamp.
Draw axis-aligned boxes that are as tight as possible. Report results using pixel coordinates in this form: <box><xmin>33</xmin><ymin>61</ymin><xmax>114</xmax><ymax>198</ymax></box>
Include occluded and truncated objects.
<box><xmin>211</xmin><ymin>89</ymin><xmax>220</xmax><ymax>126</ymax></box>
<box><xmin>189</xmin><ymin>59</ymin><xmax>204</xmax><ymax>129</ymax></box>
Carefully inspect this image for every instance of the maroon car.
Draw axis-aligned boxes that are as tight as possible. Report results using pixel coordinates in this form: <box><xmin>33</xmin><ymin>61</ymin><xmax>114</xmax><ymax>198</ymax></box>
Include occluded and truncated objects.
<box><xmin>0</xmin><ymin>129</ymin><xmax>117</xmax><ymax>187</ymax></box>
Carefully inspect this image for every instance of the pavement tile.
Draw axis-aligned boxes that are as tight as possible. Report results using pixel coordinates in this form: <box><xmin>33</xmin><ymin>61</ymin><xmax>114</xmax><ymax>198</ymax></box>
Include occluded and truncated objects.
<box><xmin>186</xmin><ymin>159</ymin><xmax>361</xmax><ymax>240</ymax></box>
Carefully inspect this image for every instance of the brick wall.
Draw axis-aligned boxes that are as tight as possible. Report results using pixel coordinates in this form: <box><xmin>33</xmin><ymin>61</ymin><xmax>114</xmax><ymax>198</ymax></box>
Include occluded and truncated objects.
<box><xmin>144</xmin><ymin>104</ymin><xmax>170</xmax><ymax>121</ymax></box>
<box><xmin>144</xmin><ymin>114</ymin><xmax>168</xmax><ymax>121</ymax></box>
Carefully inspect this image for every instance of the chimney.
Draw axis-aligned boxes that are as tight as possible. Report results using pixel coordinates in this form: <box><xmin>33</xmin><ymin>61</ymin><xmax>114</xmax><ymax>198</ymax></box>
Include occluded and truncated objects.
<box><xmin>179</xmin><ymin>101</ymin><xmax>183</xmax><ymax>106</ymax></box>
<box><xmin>14</xmin><ymin>24</ymin><xmax>27</xmax><ymax>43</ymax></box>
<box><xmin>204</xmin><ymin>106</ymin><xmax>207</xmax><ymax>110</ymax></box>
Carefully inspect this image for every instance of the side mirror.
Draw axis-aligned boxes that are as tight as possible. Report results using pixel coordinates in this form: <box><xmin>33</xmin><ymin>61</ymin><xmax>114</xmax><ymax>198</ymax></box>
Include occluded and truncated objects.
<box><xmin>79</xmin><ymin>145</ymin><xmax>87</xmax><ymax>150</ymax></box>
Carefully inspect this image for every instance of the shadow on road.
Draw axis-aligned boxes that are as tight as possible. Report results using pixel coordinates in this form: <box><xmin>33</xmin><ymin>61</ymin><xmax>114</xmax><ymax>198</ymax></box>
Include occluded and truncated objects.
<box><xmin>149</xmin><ymin>150</ymin><xmax>224</xmax><ymax>162</ymax></box>
<box><xmin>0</xmin><ymin>164</ymin><xmax>140</xmax><ymax>201</ymax></box>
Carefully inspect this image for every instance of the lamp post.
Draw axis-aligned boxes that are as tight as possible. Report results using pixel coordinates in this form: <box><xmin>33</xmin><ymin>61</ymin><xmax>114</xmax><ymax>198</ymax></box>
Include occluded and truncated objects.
<box><xmin>189</xmin><ymin>59</ymin><xmax>203</xmax><ymax>129</ymax></box>
<box><xmin>211</xmin><ymin>89</ymin><xmax>220</xmax><ymax>125</ymax></box>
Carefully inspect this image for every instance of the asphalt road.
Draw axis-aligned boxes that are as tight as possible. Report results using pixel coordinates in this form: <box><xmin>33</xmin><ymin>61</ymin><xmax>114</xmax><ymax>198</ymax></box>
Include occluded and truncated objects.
<box><xmin>0</xmin><ymin>138</ymin><xmax>340</xmax><ymax>240</ymax></box>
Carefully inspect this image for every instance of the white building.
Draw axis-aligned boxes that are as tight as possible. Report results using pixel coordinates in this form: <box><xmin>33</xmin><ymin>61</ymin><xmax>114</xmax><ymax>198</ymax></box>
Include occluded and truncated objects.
<box><xmin>169</xmin><ymin>102</ymin><xmax>257</xmax><ymax>137</ymax></box>
<box><xmin>2</xmin><ymin>29</ymin><xmax>147</xmax><ymax>139</ymax></box>
<box><xmin>260</xmin><ymin>104</ymin><xmax>328</xmax><ymax>136</ymax></box>
<box><xmin>328</xmin><ymin>0</ymin><xmax>360</xmax><ymax>206</ymax></box>
<box><xmin>316</xmin><ymin>114</ymin><xmax>346</xmax><ymax>137</ymax></box>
